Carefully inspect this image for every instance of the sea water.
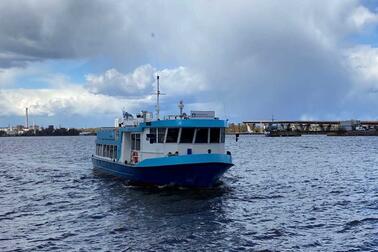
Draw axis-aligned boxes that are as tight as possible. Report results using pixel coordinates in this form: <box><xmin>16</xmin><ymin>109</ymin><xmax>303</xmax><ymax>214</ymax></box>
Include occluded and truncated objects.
<box><xmin>0</xmin><ymin>135</ymin><xmax>377</xmax><ymax>251</ymax></box>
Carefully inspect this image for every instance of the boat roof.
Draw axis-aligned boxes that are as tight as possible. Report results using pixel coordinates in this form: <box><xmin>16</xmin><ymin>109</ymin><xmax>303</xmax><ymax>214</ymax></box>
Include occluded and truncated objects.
<box><xmin>116</xmin><ymin>118</ymin><xmax>227</xmax><ymax>133</ymax></box>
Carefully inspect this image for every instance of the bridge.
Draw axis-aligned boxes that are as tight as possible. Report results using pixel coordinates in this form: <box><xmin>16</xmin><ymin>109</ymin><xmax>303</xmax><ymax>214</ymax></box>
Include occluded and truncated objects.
<box><xmin>243</xmin><ymin>120</ymin><xmax>378</xmax><ymax>134</ymax></box>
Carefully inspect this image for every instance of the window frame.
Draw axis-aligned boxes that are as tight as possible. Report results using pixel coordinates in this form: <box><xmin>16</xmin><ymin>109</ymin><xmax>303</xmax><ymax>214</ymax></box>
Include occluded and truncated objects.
<box><xmin>220</xmin><ymin>128</ymin><xmax>225</xmax><ymax>143</ymax></box>
<box><xmin>166</xmin><ymin>128</ymin><xmax>180</xmax><ymax>143</ymax></box>
<box><xmin>148</xmin><ymin>128</ymin><xmax>157</xmax><ymax>143</ymax></box>
<box><xmin>131</xmin><ymin>133</ymin><xmax>141</xmax><ymax>150</ymax></box>
<box><xmin>194</xmin><ymin>128</ymin><xmax>209</xmax><ymax>144</ymax></box>
<box><xmin>158</xmin><ymin>128</ymin><xmax>166</xmax><ymax>143</ymax></box>
<box><xmin>179</xmin><ymin>127</ymin><xmax>195</xmax><ymax>144</ymax></box>
<box><xmin>209</xmin><ymin>128</ymin><xmax>221</xmax><ymax>143</ymax></box>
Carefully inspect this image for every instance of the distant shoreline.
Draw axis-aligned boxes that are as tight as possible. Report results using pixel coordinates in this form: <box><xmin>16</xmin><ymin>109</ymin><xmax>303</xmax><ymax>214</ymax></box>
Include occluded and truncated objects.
<box><xmin>0</xmin><ymin>134</ymin><xmax>96</xmax><ymax>138</ymax></box>
<box><xmin>0</xmin><ymin>127</ymin><xmax>97</xmax><ymax>137</ymax></box>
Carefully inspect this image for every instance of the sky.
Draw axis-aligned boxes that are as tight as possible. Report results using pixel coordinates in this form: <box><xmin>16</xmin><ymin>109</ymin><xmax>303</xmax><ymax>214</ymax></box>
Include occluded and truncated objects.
<box><xmin>0</xmin><ymin>0</ymin><xmax>378</xmax><ymax>128</ymax></box>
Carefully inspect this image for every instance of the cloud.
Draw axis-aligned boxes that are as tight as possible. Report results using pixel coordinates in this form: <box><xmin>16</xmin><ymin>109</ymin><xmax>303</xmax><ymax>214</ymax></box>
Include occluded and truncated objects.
<box><xmin>85</xmin><ymin>65</ymin><xmax>155</xmax><ymax>97</ymax></box>
<box><xmin>346</xmin><ymin>45</ymin><xmax>378</xmax><ymax>84</ymax></box>
<box><xmin>85</xmin><ymin>64</ymin><xmax>207</xmax><ymax>98</ymax></box>
<box><xmin>0</xmin><ymin>0</ymin><xmax>377</xmax><ymax>125</ymax></box>
<box><xmin>0</xmin><ymin>63</ymin><xmax>209</xmax><ymax>123</ymax></box>
<box><xmin>0</xmin><ymin>67</ymin><xmax>20</xmax><ymax>87</ymax></box>
<box><xmin>0</xmin><ymin>85</ymin><xmax>152</xmax><ymax>118</ymax></box>
<box><xmin>157</xmin><ymin>66</ymin><xmax>208</xmax><ymax>95</ymax></box>
<box><xmin>349</xmin><ymin>5</ymin><xmax>378</xmax><ymax>29</ymax></box>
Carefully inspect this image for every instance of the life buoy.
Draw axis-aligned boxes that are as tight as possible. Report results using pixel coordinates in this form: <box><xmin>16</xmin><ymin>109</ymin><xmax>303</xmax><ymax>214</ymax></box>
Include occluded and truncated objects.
<box><xmin>132</xmin><ymin>151</ymin><xmax>139</xmax><ymax>163</ymax></box>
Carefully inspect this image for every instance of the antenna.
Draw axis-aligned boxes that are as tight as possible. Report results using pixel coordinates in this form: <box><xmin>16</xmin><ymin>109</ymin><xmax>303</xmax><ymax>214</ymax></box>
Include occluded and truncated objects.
<box><xmin>156</xmin><ymin>75</ymin><xmax>160</xmax><ymax>120</ymax></box>
<box><xmin>178</xmin><ymin>100</ymin><xmax>184</xmax><ymax>118</ymax></box>
<box><xmin>155</xmin><ymin>75</ymin><xmax>165</xmax><ymax>120</ymax></box>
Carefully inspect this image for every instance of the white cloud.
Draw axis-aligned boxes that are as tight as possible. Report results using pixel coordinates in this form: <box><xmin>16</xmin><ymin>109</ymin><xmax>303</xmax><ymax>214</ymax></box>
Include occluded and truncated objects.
<box><xmin>85</xmin><ymin>65</ymin><xmax>207</xmax><ymax>98</ymax></box>
<box><xmin>85</xmin><ymin>65</ymin><xmax>155</xmax><ymax>97</ymax></box>
<box><xmin>346</xmin><ymin>45</ymin><xmax>378</xmax><ymax>84</ymax></box>
<box><xmin>349</xmin><ymin>6</ymin><xmax>378</xmax><ymax>29</ymax></box>
<box><xmin>0</xmin><ymin>64</ymin><xmax>209</xmax><ymax>120</ymax></box>
<box><xmin>0</xmin><ymin>86</ymin><xmax>148</xmax><ymax>117</ymax></box>
<box><xmin>157</xmin><ymin>66</ymin><xmax>208</xmax><ymax>95</ymax></box>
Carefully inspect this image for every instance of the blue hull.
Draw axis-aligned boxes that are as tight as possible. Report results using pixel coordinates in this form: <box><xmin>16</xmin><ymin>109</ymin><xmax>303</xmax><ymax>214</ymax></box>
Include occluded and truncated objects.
<box><xmin>92</xmin><ymin>155</ymin><xmax>233</xmax><ymax>188</ymax></box>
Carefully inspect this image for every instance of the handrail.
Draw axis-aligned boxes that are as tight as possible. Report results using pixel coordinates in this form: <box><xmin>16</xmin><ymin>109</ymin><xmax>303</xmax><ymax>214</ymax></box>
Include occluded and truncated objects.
<box><xmin>139</xmin><ymin>151</ymin><xmax>165</xmax><ymax>155</ymax></box>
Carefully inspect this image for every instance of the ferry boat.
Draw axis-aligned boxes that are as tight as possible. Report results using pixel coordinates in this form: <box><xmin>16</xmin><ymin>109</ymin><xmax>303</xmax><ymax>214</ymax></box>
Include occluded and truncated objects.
<box><xmin>91</xmin><ymin>76</ymin><xmax>233</xmax><ymax>187</ymax></box>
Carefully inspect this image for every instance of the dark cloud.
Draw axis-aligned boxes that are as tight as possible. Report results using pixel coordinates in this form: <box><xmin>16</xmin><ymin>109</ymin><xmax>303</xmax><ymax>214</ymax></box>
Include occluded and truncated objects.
<box><xmin>0</xmin><ymin>0</ymin><xmax>146</xmax><ymax>67</ymax></box>
<box><xmin>0</xmin><ymin>0</ymin><xmax>377</xmax><ymax>122</ymax></box>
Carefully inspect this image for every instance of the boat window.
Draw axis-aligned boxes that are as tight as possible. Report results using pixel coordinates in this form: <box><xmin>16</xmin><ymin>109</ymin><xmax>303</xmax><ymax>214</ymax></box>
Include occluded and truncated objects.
<box><xmin>180</xmin><ymin>128</ymin><xmax>195</xmax><ymax>143</ymax></box>
<box><xmin>148</xmin><ymin>128</ymin><xmax>157</xmax><ymax>143</ymax></box>
<box><xmin>131</xmin><ymin>134</ymin><xmax>141</xmax><ymax>150</ymax></box>
<box><xmin>210</xmin><ymin>128</ymin><xmax>220</xmax><ymax>143</ymax></box>
<box><xmin>115</xmin><ymin>130</ymin><xmax>119</xmax><ymax>141</ymax></box>
<box><xmin>195</xmin><ymin>128</ymin><xmax>209</xmax><ymax>143</ymax></box>
<box><xmin>166</xmin><ymin>128</ymin><xmax>179</xmax><ymax>143</ymax></box>
<box><xmin>97</xmin><ymin>144</ymin><xmax>101</xmax><ymax>155</ymax></box>
<box><xmin>96</xmin><ymin>144</ymin><xmax>118</xmax><ymax>158</ymax></box>
<box><xmin>158</xmin><ymin>128</ymin><xmax>166</xmax><ymax>143</ymax></box>
<box><xmin>220</xmin><ymin>128</ymin><xmax>225</xmax><ymax>143</ymax></box>
<box><xmin>109</xmin><ymin>145</ymin><xmax>114</xmax><ymax>159</ymax></box>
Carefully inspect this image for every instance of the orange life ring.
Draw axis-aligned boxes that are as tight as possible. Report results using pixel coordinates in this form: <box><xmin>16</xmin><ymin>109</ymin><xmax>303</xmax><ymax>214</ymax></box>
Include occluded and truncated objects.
<box><xmin>132</xmin><ymin>151</ymin><xmax>139</xmax><ymax>163</ymax></box>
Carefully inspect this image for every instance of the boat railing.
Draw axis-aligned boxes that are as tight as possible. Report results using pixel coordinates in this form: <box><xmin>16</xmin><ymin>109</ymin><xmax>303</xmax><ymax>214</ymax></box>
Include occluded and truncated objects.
<box><xmin>139</xmin><ymin>151</ymin><xmax>165</xmax><ymax>155</ymax></box>
<box><xmin>139</xmin><ymin>150</ymin><xmax>165</xmax><ymax>160</ymax></box>
<box><xmin>164</xmin><ymin>114</ymin><xmax>184</xmax><ymax>120</ymax></box>
<box><xmin>99</xmin><ymin>127</ymin><xmax>116</xmax><ymax>130</ymax></box>
<box><xmin>122</xmin><ymin>116</ymin><xmax>153</xmax><ymax>127</ymax></box>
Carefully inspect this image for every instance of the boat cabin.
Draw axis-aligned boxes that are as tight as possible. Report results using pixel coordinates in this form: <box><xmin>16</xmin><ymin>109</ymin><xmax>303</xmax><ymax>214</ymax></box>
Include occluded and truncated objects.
<box><xmin>95</xmin><ymin>113</ymin><xmax>227</xmax><ymax>165</ymax></box>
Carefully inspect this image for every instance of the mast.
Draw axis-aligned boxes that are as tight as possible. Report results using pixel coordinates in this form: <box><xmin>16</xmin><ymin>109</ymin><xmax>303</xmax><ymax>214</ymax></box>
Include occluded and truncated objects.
<box><xmin>178</xmin><ymin>100</ymin><xmax>184</xmax><ymax>118</ymax></box>
<box><xmin>156</xmin><ymin>75</ymin><xmax>160</xmax><ymax>120</ymax></box>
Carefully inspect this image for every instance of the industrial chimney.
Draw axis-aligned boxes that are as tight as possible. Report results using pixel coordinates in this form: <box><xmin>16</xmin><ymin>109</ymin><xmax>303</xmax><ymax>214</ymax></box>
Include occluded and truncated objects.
<box><xmin>25</xmin><ymin>107</ymin><xmax>29</xmax><ymax>129</ymax></box>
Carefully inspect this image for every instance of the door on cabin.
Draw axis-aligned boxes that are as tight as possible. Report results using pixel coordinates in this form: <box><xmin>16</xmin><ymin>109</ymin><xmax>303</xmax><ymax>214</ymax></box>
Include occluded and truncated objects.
<box><xmin>131</xmin><ymin>133</ymin><xmax>141</xmax><ymax>163</ymax></box>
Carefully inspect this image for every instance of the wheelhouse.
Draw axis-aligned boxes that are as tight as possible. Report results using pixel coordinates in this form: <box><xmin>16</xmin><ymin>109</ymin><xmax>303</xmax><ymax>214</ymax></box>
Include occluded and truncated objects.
<box><xmin>146</xmin><ymin>127</ymin><xmax>225</xmax><ymax>144</ymax></box>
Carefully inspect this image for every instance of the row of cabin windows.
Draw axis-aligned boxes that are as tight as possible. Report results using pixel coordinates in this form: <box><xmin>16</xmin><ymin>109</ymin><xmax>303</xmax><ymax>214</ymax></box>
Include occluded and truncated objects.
<box><xmin>96</xmin><ymin>144</ymin><xmax>118</xmax><ymax>159</ymax></box>
<box><xmin>148</xmin><ymin>128</ymin><xmax>225</xmax><ymax>144</ymax></box>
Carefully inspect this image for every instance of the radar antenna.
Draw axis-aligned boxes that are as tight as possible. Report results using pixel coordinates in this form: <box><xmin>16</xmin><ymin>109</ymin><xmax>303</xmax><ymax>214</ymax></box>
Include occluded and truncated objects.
<box><xmin>178</xmin><ymin>100</ymin><xmax>184</xmax><ymax>118</ymax></box>
<box><xmin>155</xmin><ymin>75</ymin><xmax>165</xmax><ymax>120</ymax></box>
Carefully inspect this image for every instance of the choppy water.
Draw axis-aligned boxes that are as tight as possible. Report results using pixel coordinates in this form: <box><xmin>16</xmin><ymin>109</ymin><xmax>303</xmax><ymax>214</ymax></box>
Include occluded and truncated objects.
<box><xmin>0</xmin><ymin>135</ymin><xmax>377</xmax><ymax>251</ymax></box>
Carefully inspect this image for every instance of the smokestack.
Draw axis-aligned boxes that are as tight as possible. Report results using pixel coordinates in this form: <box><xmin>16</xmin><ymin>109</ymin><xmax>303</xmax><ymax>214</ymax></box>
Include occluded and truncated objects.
<box><xmin>25</xmin><ymin>107</ymin><xmax>29</xmax><ymax>129</ymax></box>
